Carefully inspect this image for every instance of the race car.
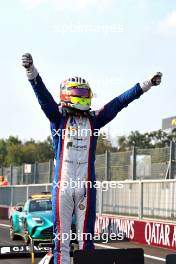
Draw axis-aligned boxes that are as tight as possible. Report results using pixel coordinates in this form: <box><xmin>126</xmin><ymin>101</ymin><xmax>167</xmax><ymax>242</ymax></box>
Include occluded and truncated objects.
<box><xmin>9</xmin><ymin>192</ymin><xmax>54</xmax><ymax>244</ymax></box>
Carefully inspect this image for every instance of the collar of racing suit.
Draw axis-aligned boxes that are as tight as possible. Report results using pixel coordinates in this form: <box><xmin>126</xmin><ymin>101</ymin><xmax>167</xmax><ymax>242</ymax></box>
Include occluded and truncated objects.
<box><xmin>59</xmin><ymin>105</ymin><xmax>92</xmax><ymax>117</ymax></box>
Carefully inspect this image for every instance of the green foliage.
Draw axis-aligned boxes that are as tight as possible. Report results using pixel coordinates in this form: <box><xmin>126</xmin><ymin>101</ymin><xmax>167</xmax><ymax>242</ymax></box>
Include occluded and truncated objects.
<box><xmin>0</xmin><ymin>130</ymin><xmax>174</xmax><ymax>166</ymax></box>
<box><xmin>0</xmin><ymin>136</ymin><xmax>54</xmax><ymax>167</ymax></box>
<box><xmin>118</xmin><ymin>129</ymin><xmax>175</xmax><ymax>151</ymax></box>
<box><xmin>96</xmin><ymin>133</ymin><xmax>117</xmax><ymax>154</ymax></box>
<box><xmin>0</xmin><ymin>139</ymin><xmax>8</xmax><ymax>165</ymax></box>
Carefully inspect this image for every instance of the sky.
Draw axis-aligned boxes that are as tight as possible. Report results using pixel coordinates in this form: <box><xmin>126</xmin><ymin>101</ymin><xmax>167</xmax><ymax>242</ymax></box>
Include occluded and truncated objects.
<box><xmin>0</xmin><ymin>0</ymin><xmax>176</xmax><ymax>143</ymax></box>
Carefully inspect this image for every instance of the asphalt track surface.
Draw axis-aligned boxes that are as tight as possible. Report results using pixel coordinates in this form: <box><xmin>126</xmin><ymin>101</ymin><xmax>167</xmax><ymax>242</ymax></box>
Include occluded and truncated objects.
<box><xmin>0</xmin><ymin>221</ymin><xmax>175</xmax><ymax>264</ymax></box>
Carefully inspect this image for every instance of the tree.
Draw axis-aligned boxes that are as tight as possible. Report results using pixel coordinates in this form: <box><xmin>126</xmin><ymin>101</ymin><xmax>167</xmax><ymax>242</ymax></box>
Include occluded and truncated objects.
<box><xmin>0</xmin><ymin>139</ymin><xmax>7</xmax><ymax>166</ymax></box>
<box><xmin>5</xmin><ymin>143</ymin><xmax>23</xmax><ymax>166</ymax></box>
<box><xmin>0</xmin><ymin>129</ymin><xmax>175</xmax><ymax>167</ymax></box>
<box><xmin>6</xmin><ymin>136</ymin><xmax>22</xmax><ymax>146</ymax></box>
<box><xmin>36</xmin><ymin>137</ymin><xmax>54</xmax><ymax>162</ymax></box>
<box><xmin>117</xmin><ymin>129</ymin><xmax>176</xmax><ymax>151</ymax></box>
<box><xmin>0</xmin><ymin>136</ymin><xmax>54</xmax><ymax>166</ymax></box>
<box><xmin>4</xmin><ymin>136</ymin><xmax>23</xmax><ymax>166</ymax></box>
<box><xmin>96</xmin><ymin>133</ymin><xmax>117</xmax><ymax>154</ymax></box>
<box><xmin>22</xmin><ymin>143</ymin><xmax>38</xmax><ymax>164</ymax></box>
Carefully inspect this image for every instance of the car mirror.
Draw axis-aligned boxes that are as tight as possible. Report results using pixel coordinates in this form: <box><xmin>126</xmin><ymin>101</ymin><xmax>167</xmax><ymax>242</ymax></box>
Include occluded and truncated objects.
<box><xmin>16</xmin><ymin>206</ymin><xmax>23</xmax><ymax>212</ymax></box>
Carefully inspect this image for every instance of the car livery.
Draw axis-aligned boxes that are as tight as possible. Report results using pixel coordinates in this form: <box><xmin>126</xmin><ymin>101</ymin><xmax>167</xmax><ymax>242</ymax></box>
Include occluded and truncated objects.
<box><xmin>10</xmin><ymin>193</ymin><xmax>53</xmax><ymax>244</ymax></box>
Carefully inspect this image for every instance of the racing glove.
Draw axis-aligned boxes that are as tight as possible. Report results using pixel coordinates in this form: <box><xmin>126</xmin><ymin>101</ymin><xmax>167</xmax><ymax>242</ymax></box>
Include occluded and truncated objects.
<box><xmin>140</xmin><ymin>72</ymin><xmax>163</xmax><ymax>92</ymax></box>
<box><xmin>22</xmin><ymin>53</ymin><xmax>38</xmax><ymax>80</ymax></box>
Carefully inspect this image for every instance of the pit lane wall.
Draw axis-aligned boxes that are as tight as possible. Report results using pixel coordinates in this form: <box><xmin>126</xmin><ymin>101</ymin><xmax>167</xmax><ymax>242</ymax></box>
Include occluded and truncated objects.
<box><xmin>95</xmin><ymin>215</ymin><xmax>176</xmax><ymax>250</ymax></box>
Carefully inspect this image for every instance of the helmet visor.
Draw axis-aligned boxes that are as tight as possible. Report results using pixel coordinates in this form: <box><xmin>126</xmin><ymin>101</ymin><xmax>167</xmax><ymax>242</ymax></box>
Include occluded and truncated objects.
<box><xmin>69</xmin><ymin>88</ymin><xmax>91</xmax><ymax>98</ymax></box>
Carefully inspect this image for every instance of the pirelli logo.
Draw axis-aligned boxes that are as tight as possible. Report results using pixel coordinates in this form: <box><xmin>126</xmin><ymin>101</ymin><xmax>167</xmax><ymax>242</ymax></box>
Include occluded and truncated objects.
<box><xmin>172</xmin><ymin>118</ymin><xmax>176</xmax><ymax>126</ymax></box>
<box><xmin>162</xmin><ymin>116</ymin><xmax>176</xmax><ymax>130</ymax></box>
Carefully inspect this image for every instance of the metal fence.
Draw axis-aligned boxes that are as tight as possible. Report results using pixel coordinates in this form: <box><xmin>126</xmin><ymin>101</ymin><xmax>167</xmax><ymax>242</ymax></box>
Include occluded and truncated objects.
<box><xmin>1</xmin><ymin>179</ymin><xmax>176</xmax><ymax>221</ymax></box>
<box><xmin>100</xmin><ymin>179</ymin><xmax>176</xmax><ymax>220</ymax></box>
<box><xmin>0</xmin><ymin>184</ymin><xmax>51</xmax><ymax>207</ymax></box>
<box><xmin>1</xmin><ymin>143</ymin><xmax>176</xmax><ymax>185</ymax></box>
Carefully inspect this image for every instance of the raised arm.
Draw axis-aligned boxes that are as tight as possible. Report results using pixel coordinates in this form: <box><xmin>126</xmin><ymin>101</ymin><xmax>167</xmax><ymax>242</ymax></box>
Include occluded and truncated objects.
<box><xmin>95</xmin><ymin>72</ymin><xmax>162</xmax><ymax>129</ymax></box>
<box><xmin>22</xmin><ymin>53</ymin><xmax>60</xmax><ymax>122</ymax></box>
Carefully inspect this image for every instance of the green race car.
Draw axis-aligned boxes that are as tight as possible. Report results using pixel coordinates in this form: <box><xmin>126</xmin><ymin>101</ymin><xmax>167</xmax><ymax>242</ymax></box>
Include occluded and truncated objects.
<box><xmin>10</xmin><ymin>193</ymin><xmax>53</xmax><ymax>244</ymax></box>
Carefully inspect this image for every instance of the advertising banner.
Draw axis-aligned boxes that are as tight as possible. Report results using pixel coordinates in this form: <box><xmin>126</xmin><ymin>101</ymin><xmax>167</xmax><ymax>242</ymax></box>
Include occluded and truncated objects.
<box><xmin>95</xmin><ymin>215</ymin><xmax>176</xmax><ymax>250</ymax></box>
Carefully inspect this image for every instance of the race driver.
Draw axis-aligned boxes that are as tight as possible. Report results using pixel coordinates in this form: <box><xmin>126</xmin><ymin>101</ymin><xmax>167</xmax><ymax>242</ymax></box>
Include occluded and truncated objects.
<box><xmin>22</xmin><ymin>53</ymin><xmax>162</xmax><ymax>264</ymax></box>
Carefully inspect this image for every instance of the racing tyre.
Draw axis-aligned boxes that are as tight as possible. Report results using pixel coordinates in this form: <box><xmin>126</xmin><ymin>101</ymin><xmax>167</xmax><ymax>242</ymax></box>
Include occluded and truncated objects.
<box><xmin>10</xmin><ymin>219</ymin><xmax>18</xmax><ymax>240</ymax></box>
<box><xmin>24</xmin><ymin>221</ymin><xmax>30</xmax><ymax>245</ymax></box>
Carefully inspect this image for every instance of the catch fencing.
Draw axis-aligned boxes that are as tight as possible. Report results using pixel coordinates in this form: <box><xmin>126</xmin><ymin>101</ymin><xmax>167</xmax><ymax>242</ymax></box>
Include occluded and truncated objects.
<box><xmin>0</xmin><ymin>143</ymin><xmax>176</xmax><ymax>185</ymax></box>
<box><xmin>100</xmin><ymin>179</ymin><xmax>176</xmax><ymax>220</ymax></box>
<box><xmin>1</xmin><ymin>179</ymin><xmax>176</xmax><ymax>221</ymax></box>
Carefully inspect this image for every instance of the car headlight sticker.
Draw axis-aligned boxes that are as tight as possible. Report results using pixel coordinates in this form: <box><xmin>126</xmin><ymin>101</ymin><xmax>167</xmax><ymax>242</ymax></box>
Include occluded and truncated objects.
<box><xmin>32</xmin><ymin>217</ymin><xmax>43</xmax><ymax>225</ymax></box>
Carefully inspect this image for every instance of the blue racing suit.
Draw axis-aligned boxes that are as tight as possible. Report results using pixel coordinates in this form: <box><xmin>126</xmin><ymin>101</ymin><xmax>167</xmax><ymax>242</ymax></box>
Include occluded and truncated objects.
<box><xmin>29</xmin><ymin>74</ymin><xmax>143</xmax><ymax>264</ymax></box>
